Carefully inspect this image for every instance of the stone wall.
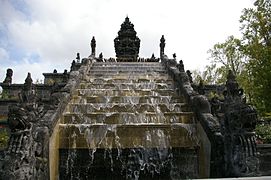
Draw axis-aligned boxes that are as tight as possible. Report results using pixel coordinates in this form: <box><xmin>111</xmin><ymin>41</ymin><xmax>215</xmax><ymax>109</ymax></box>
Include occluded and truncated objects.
<box><xmin>257</xmin><ymin>144</ymin><xmax>271</xmax><ymax>176</ymax></box>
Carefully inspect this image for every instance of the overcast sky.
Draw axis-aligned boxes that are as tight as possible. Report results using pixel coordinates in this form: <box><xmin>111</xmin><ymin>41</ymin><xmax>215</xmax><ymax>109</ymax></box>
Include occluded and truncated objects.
<box><xmin>0</xmin><ymin>0</ymin><xmax>254</xmax><ymax>83</ymax></box>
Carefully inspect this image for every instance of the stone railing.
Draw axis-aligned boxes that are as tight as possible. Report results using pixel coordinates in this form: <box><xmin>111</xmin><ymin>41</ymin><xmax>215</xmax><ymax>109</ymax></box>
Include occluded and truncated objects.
<box><xmin>161</xmin><ymin>55</ymin><xmax>224</xmax><ymax>177</ymax></box>
<box><xmin>161</xmin><ymin>55</ymin><xmax>260</xmax><ymax>178</ymax></box>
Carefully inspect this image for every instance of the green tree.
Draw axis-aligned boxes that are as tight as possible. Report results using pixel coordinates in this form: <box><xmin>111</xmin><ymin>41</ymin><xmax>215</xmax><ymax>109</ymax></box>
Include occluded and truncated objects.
<box><xmin>240</xmin><ymin>0</ymin><xmax>271</xmax><ymax>113</ymax></box>
<box><xmin>195</xmin><ymin>36</ymin><xmax>248</xmax><ymax>86</ymax></box>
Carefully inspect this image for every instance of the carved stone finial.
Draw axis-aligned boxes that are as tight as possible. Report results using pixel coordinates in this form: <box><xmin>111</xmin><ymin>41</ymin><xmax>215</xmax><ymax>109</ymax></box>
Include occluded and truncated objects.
<box><xmin>70</xmin><ymin>60</ymin><xmax>76</xmax><ymax>71</ymax></box>
<box><xmin>160</xmin><ymin>35</ymin><xmax>165</xmax><ymax>57</ymax></box>
<box><xmin>173</xmin><ymin>53</ymin><xmax>176</xmax><ymax>59</ymax></box>
<box><xmin>114</xmin><ymin>17</ymin><xmax>140</xmax><ymax>61</ymax></box>
<box><xmin>177</xmin><ymin>60</ymin><xmax>184</xmax><ymax>72</ymax></box>
<box><xmin>225</xmin><ymin>70</ymin><xmax>242</xmax><ymax>99</ymax></box>
<box><xmin>3</xmin><ymin>68</ymin><xmax>13</xmax><ymax>84</ymax></box>
<box><xmin>98</xmin><ymin>53</ymin><xmax>103</xmax><ymax>62</ymax></box>
<box><xmin>24</xmin><ymin>73</ymin><xmax>33</xmax><ymax>89</ymax></box>
<box><xmin>91</xmin><ymin>36</ymin><xmax>96</xmax><ymax>57</ymax></box>
<box><xmin>76</xmin><ymin>53</ymin><xmax>80</xmax><ymax>62</ymax></box>
<box><xmin>186</xmin><ymin>70</ymin><xmax>193</xmax><ymax>83</ymax></box>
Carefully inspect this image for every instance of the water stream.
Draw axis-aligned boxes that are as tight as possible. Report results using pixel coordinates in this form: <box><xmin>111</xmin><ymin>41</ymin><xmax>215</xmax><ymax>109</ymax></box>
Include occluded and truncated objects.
<box><xmin>59</xmin><ymin>62</ymin><xmax>199</xmax><ymax>179</ymax></box>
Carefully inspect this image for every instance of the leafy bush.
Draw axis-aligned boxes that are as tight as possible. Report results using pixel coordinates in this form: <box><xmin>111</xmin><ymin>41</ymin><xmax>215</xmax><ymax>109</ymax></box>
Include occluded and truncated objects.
<box><xmin>0</xmin><ymin>129</ymin><xmax>9</xmax><ymax>149</ymax></box>
<box><xmin>256</xmin><ymin>124</ymin><xmax>271</xmax><ymax>144</ymax></box>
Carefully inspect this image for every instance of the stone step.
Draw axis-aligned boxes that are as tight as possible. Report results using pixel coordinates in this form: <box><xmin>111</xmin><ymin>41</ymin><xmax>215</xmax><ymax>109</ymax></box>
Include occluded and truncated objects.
<box><xmin>67</xmin><ymin>103</ymin><xmax>190</xmax><ymax>114</ymax></box>
<box><xmin>84</xmin><ymin>73</ymin><xmax>171</xmax><ymax>80</ymax></box>
<box><xmin>63</xmin><ymin>112</ymin><xmax>194</xmax><ymax>124</ymax></box>
<box><xmin>58</xmin><ymin>123</ymin><xmax>198</xmax><ymax>149</ymax></box>
<box><xmin>88</xmin><ymin>70</ymin><xmax>167</xmax><ymax>74</ymax></box>
<box><xmin>83</xmin><ymin>77</ymin><xmax>173</xmax><ymax>84</ymax></box>
<box><xmin>92</xmin><ymin>62</ymin><xmax>162</xmax><ymax>67</ymax></box>
<box><xmin>70</xmin><ymin>95</ymin><xmax>185</xmax><ymax>104</ymax></box>
<box><xmin>84</xmin><ymin>78</ymin><xmax>173</xmax><ymax>84</ymax></box>
<box><xmin>90</xmin><ymin>66</ymin><xmax>165</xmax><ymax>71</ymax></box>
<box><xmin>78</xmin><ymin>83</ymin><xmax>174</xmax><ymax>90</ymax></box>
<box><xmin>76</xmin><ymin>89</ymin><xmax>177</xmax><ymax>97</ymax></box>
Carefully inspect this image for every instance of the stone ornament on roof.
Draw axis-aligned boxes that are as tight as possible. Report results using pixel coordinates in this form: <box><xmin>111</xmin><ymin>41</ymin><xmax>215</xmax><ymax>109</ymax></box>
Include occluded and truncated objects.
<box><xmin>114</xmin><ymin>16</ymin><xmax>140</xmax><ymax>61</ymax></box>
<box><xmin>91</xmin><ymin>36</ymin><xmax>96</xmax><ymax>57</ymax></box>
<box><xmin>3</xmin><ymin>68</ymin><xmax>13</xmax><ymax>84</ymax></box>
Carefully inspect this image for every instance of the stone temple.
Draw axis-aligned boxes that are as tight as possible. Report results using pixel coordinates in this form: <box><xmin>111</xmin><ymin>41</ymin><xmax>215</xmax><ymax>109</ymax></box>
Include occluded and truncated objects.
<box><xmin>0</xmin><ymin>17</ymin><xmax>262</xmax><ymax>179</ymax></box>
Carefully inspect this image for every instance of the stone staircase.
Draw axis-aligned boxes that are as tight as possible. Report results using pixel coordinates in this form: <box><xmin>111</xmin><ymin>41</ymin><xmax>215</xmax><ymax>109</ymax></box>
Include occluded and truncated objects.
<box><xmin>58</xmin><ymin>62</ymin><xmax>200</xmax><ymax>179</ymax></box>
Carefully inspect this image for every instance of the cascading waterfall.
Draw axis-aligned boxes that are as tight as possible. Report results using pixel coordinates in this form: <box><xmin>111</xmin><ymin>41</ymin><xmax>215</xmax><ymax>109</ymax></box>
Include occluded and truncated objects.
<box><xmin>59</xmin><ymin>62</ymin><xmax>199</xmax><ymax>179</ymax></box>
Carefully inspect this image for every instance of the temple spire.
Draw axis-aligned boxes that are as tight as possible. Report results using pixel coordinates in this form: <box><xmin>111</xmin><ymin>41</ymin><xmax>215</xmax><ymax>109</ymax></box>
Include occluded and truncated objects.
<box><xmin>114</xmin><ymin>17</ymin><xmax>140</xmax><ymax>62</ymax></box>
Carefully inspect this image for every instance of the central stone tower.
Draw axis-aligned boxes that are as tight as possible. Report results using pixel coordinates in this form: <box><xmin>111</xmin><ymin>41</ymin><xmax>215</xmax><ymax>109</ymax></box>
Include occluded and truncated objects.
<box><xmin>114</xmin><ymin>17</ymin><xmax>140</xmax><ymax>61</ymax></box>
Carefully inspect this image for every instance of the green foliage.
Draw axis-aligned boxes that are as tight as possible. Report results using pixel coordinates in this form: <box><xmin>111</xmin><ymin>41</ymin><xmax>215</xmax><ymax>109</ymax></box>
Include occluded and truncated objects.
<box><xmin>256</xmin><ymin>124</ymin><xmax>271</xmax><ymax>143</ymax></box>
<box><xmin>0</xmin><ymin>90</ymin><xmax>10</xmax><ymax>99</ymax></box>
<box><xmin>0</xmin><ymin>129</ymin><xmax>9</xmax><ymax>149</ymax></box>
<box><xmin>195</xmin><ymin>0</ymin><xmax>271</xmax><ymax>115</ymax></box>
<box><xmin>239</xmin><ymin>0</ymin><xmax>271</xmax><ymax>114</ymax></box>
<box><xmin>198</xmin><ymin>36</ymin><xmax>248</xmax><ymax>86</ymax></box>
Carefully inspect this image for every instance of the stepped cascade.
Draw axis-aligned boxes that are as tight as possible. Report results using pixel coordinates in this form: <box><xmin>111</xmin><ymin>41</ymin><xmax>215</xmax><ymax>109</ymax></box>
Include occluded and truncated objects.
<box><xmin>58</xmin><ymin>62</ymin><xmax>199</xmax><ymax>179</ymax></box>
<box><xmin>0</xmin><ymin>17</ymin><xmax>260</xmax><ymax>179</ymax></box>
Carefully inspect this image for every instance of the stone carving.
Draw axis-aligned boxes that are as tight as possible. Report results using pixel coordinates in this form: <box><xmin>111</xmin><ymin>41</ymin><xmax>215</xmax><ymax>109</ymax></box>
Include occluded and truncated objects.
<box><xmin>63</xmin><ymin>69</ymin><xmax>69</xmax><ymax>83</ymax></box>
<box><xmin>114</xmin><ymin>17</ymin><xmax>140</xmax><ymax>61</ymax></box>
<box><xmin>98</xmin><ymin>52</ymin><xmax>103</xmax><ymax>62</ymax></box>
<box><xmin>223</xmin><ymin>70</ymin><xmax>259</xmax><ymax>177</ymax></box>
<box><xmin>1</xmin><ymin>73</ymin><xmax>48</xmax><ymax>179</ymax></box>
<box><xmin>173</xmin><ymin>53</ymin><xmax>176</xmax><ymax>59</ymax></box>
<box><xmin>197</xmin><ymin>80</ymin><xmax>205</xmax><ymax>95</ymax></box>
<box><xmin>76</xmin><ymin>53</ymin><xmax>80</xmax><ymax>63</ymax></box>
<box><xmin>70</xmin><ymin>60</ymin><xmax>76</xmax><ymax>71</ymax></box>
<box><xmin>160</xmin><ymin>35</ymin><xmax>165</xmax><ymax>57</ymax></box>
<box><xmin>210</xmin><ymin>95</ymin><xmax>222</xmax><ymax>116</ymax></box>
<box><xmin>192</xmin><ymin>95</ymin><xmax>211</xmax><ymax>113</ymax></box>
<box><xmin>177</xmin><ymin>60</ymin><xmax>184</xmax><ymax>72</ymax></box>
<box><xmin>3</xmin><ymin>68</ymin><xmax>13</xmax><ymax>84</ymax></box>
<box><xmin>151</xmin><ymin>53</ymin><xmax>155</xmax><ymax>59</ymax></box>
<box><xmin>186</xmin><ymin>70</ymin><xmax>193</xmax><ymax>83</ymax></box>
<box><xmin>91</xmin><ymin>36</ymin><xmax>96</xmax><ymax>57</ymax></box>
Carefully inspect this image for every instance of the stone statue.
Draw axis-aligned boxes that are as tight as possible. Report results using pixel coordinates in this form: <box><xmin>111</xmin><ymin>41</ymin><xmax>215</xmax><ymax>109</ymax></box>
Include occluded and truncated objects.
<box><xmin>177</xmin><ymin>60</ymin><xmax>184</xmax><ymax>72</ymax></box>
<box><xmin>223</xmin><ymin>70</ymin><xmax>259</xmax><ymax>177</ymax></box>
<box><xmin>19</xmin><ymin>73</ymin><xmax>37</xmax><ymax>105</ymax></box>
<box><xmin>70</xmin><ymin>60</ymin><xmax>76</xmax><ymax>71</ymax></box>
<box><xmin>98</xmin><ymin>53</ymin><xmax>103</xmax><ymax>62</ymax></box>
<box><xmin>91</xmin><ymin>36</ymin><xmax>96</xmax><ymax>57</ymax></box>
<box><xmin>3</xmin><ymin>68</ymin><xmax>13</xmax><ymax>84</ymax></box>
<box><xmin>173</xmin><ymin>53</ymin><xmax>176</xmax><ymax>59</ymax></box>
<box><xmin>186</xmin><ymin>70</ymin><xmax>193</xmax><ymax>83</ymax></box>
<box><xmin>76</xmin><ymin>52</ymin><xmax>80</xmax><ymax>62</ymax></box>
<box><xmin>2</xmin><ymin>74</ymin><xmax>47</xmax><ymax>179</ymax></box>
<box><xmin>160</xmin><ymin>35</ymin><xmax>165</xmax><ymax>57</ymax></box>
